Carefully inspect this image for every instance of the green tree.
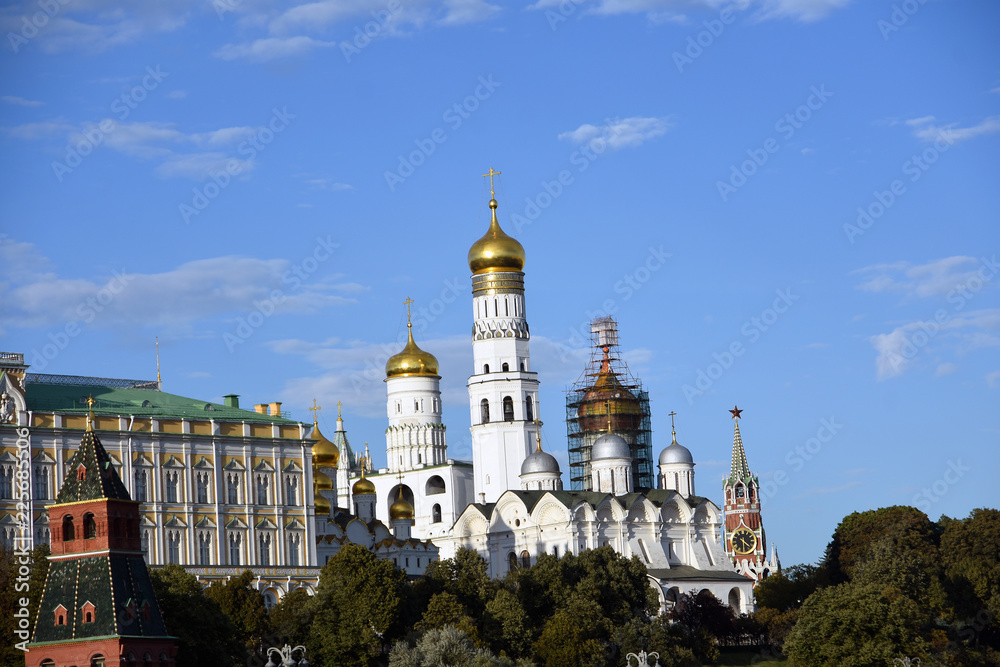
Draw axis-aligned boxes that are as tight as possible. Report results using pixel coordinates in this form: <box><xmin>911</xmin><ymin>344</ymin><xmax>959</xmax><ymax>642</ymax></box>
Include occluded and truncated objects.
<box><xmin>423</xmin><ymin>547</ymin><xmax>495</xmax><ymax>619</ymax></box>
<box><xmin>667</xmin><ymin>589</ymin><xmax>735</xmax><ymax>663</ymax></box>
<box><xmin>267</xmin><ymin>587</ymin><xmax>316</xmax><ymax>649</ymax></box>
<box><xmin>611</xmin><ymin>615</ymin><xmax>699</xmax><ymax>667</ymax></box>
<box><xmin>822</xmin><ymin>506</ymin><xmax>939</xmax><ymax>584</ymax></box>
<box><xmin>754</xmin><ymin>563</ymin><xmax>825</xmax><ymax>611</ymax></box>
<box><xmin>205</xmin><ymin>569</ymin><xmax>271</xmax><ymax>656</ymax></box>
<box><xmin>533</xmin><ymin>595</ymin><xmax>609</xmax><ymax>667</ymax></box>
<box><xmin>416</xmin><ymin>591</ymin><xmax>482</xmax><ymax>645</ymax></box>
<box><xmin>309</xmin><ymin>543</ymin><xmax>410</xmax><ymax>666</ymax></box>
<box><xmin>150</xmin><ymin>563</ymin><xmax>246</xmax><ymax>666</ymax></box>
<box><xmin>389</xmin><ymin>625</ymin><xmax>531</xmax><ymax>667</ymax></box>
<box><xmin>482</xmin><ymin>588</ymin><xmax>532</xmax><ymax>658</ymax></box>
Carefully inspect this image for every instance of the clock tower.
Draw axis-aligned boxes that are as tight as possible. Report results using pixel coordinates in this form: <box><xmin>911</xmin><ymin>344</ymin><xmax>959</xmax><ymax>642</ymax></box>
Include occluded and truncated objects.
<box><xmin>722</xmin><ymin>406</ymin><xmax>778</xmax><ymax>583</ymax></box>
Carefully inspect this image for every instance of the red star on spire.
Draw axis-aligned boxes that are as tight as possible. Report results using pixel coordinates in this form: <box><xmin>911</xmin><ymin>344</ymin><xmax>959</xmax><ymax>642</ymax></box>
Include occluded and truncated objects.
<box><xmin>729</xmin><ymin>405</ymin><xmax>743</xmax><ymax>420</ymax></box>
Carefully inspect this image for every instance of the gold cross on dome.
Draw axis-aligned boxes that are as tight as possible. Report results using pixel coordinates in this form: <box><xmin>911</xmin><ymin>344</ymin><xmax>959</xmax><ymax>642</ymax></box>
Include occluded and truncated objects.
<box><xmin>482</xmin><ymin>167</ymin><xmax>501</xmax><ymax>197</ymax></box>
<box><xmin>337</xmin><ymin>400</ymin><xmax>342</xmax><ymax>419</ymax></box>
<box><xmin>309</xmin><ymin>399</ymin><xmax>321</xmax><ymax>422</ymax></box>
<box><xmin>85</xmin><ymin>395</ymin><xmax>95</xmax><ymax>409</ymax></box>
<box><xmin>403</xmin><ymin>296</ymin><xmax>414</xmax><ymax>325</ymax></box>
<box><xmin>669</xmin><ymin>411</ymin><xmax>677</xmax><ymax>431</ymax></box>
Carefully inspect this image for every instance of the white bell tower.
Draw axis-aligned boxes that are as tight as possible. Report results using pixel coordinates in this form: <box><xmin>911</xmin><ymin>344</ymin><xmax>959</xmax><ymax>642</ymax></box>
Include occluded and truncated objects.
<box><xmin>467</xmin><ymin>169</ymin><xmax>540</xmax><ymax>504</ymax></box>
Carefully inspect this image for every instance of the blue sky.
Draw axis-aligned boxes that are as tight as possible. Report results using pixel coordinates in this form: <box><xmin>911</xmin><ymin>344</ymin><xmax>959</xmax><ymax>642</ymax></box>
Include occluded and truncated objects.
<box><xmin>1</xmin><ymin>0</ymin><xmax>997</xmax><ymax>567</ymax></box>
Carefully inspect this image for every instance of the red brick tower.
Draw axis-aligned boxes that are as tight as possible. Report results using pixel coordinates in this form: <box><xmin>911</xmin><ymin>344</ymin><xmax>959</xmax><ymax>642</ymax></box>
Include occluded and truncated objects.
<box><xmin>26</xmin><ymin>402</ymin><xmax>177</xmax><ymax>666</ymax></box>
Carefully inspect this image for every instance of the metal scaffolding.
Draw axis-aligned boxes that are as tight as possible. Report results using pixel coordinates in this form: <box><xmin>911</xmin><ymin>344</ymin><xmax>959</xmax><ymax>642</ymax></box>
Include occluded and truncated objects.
<box><xmin>566</xmin><ymin>317</ymin><xmax>653</xmax><ymax>491</ymax></box>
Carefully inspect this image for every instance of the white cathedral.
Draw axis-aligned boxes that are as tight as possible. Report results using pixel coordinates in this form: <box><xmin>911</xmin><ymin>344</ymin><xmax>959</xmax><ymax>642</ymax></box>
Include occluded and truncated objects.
<box><xmin>313</xmin><ymin>176</ymin><xmax>759</xmax><ymax>612</ymax></box>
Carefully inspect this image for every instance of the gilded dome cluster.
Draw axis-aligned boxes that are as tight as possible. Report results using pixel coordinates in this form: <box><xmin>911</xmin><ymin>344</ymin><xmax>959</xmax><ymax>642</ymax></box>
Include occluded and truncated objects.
<box><xmin>389</xmin><ymin>495</ymin><xmax>415</xmax><ymax>520</ymax></box>
<box><xmin>385</xmin><ymin>326</ymin><xmax>439</xmax><ymax>378</ymax></box>
<box><xmin>467</xmin><ymin>198</ymin><xmax>525</xmax><ymax>275</ymax></box>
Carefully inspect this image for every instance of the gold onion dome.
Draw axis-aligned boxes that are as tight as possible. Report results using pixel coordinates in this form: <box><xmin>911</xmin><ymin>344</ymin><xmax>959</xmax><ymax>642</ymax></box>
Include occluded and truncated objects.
<box><xmin>389</xmin><ymin>496</ymin><xmax>415</xmax><ymax>520</ymax></box>
<box><xmin>310</xmin><ymin>421</ymin><xmax>340</xmax><ymax>468</ymax></box>
<box><xmin>578</xmin><ymin>348</ymin><xmax>642</xmax><ymax>432</ymax></box>
<box><xmin>352</xmin><ymin>470</ymin><xmax>376</xmax><ymax>496</ymax></box>
<box><xmin>314</xmin><ymin>488</ymin><xmax>331</xmax><ymax>515</ymax></box>
<box><xmin>385</xmin><ymin>326</ymin><xmax>439</xmax><ymax>378</ymax></box>
<box><xmin>467</xmin><ymin>198</ymin><xmax>526</xmax><ymax>274</ymax></box>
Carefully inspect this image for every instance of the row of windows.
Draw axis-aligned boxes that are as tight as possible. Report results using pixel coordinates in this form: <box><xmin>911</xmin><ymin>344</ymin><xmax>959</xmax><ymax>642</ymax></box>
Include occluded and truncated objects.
<box><xmin>481</xmin><ymin>361</ymin><xmax>526</xmax><ymax>374</ymax></box>
<box><xmin>479</xmin><ymin>295</ymin><xmax>522</xmax><ymax>319</ymax></box>
<box><xmin>157</xmin><ymin>529</ymin><xmax>302</xmax><ymax>567</ymax></box>
<box><xmin>132</xmin><ymin>470</ymin><xmax>300</xmax><ymax>506</ymax></box>
<box><xmin>479</xmin><ymin>395</ymin><xmax>533</xmax><ymax>424</ymax></box>
<box><xmin>0</xmin><ymin>465</ymin><xmax>52</xmax><ymax>500</ymax></box>
<box><xmin>393</xmin><ymin>397</ymin><xmax>441</xmax><ymax>415</ymax></box>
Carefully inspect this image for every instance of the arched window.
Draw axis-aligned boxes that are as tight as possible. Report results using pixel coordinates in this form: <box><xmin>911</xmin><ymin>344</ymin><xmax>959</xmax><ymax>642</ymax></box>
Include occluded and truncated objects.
<box><xmin>83</xmin><ymin>513</ymin><xmax>96</xmax><ymax>539</ymax></box>
<box><xmin>425</xmin><ymin>476</ymin><xmax>446</xmax><ymax>495</ymax></box>
<box><xmin>525</xmin><ymin>395</ymin><xmax>533</xmax><ymax>422</ymax></box>
<box><xmin>198</xmin><ymin>533</ymin><xmax>211</xmax><ymax>565</ymax></box>
<box><xmin>502</xmin><ymin>362</ymin><xmax>509</xmax><ymax>372</ymax></box>
<box><xmin>480</xmin><ymin>399</ymin><xmax>490</xmax><ymax>424</ymax></box>
<box><xmin>736</xmin><ymin>484</ymin><xmax>745</xmax><ymax>499</ymax></box>
<box><xmin>432</xmin><ymin>504</ymin><xmax>442</xmax><ymax>523</ymax></box>
<box><xmin>483</xmin><ymin>364</ymin><xmax>490</xmax><ymax>374</ymax></box>
<box><xmin>91</xmin><ymin>655</ymin><xmax>105</xmax><ymax>667</ymax></box>
<box><xmin>507</xmin><ymin>552</ymin><xmax>517</xmax><ymax>572</ymax></box>
<box><xmin>520</xmin><ymin>550</ymin><xmax>531</xmax><ymax>568</ymax></box>
<box><xmin>520</xmin><ymin>362</ymin><xmax>525</xmax><ymax>371</ymax></box>
<box><xmin>62</xmin><ymin>515</ymin><xmax>75</xmax><ymax>541</ymax></box>
<box><xmin>134</xmin><ymin>470</ymin><xmax>147</xmax><ymax>502</ymax></box>
<box><xmin>502</xmin><ymin>396</ymin><xmax>514</xmax><ymax>422</ymax></box>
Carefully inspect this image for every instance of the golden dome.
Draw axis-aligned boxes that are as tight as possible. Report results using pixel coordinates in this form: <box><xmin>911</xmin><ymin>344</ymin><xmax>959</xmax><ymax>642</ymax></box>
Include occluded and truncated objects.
<box><xmin>389</xmin><ymin>496</ymin><xmax>414</xmax><ymax>520</ymax></box>
<box><xmin>468</xmin><ymin>199</ymin><xmax>525</xmax><ymax>275</ymax></box>
<box><xmin>352</xmin><ymin>471</ymin><xmax>376</xmax><ymax>496</ymax></box>
<box><xmin>314</xmin><ymin>488</ymin><xmax>331</xmax><ymax>514</ymax></box>
<box><xmin>311</xmin><ymin>421</ymin><xmax>340</xmax><ymax>468</ymax></box>
<box><xmin>385</xmin><ymin>326</ymin><xmax>439</xmax><ymax>378</ymax></box>
<box><xmin>578</xmin><ymin>348</ymin><xmax>642</xmax><ymax>432</ymax></box>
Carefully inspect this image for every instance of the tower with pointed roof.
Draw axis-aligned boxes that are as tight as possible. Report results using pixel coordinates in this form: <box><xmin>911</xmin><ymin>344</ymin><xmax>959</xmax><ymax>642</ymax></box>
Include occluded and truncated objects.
<box><xmin>722</xmin><ymin>406</ymin><xmax>776</xmax><ymax>583</ymax></box>
<box><xmin>467</xmin><ymin>169</ymin><xmax>540</xmax><ymax>503</ymax></box>
<box><xmin>26</xmin><ymin>406</ymin><xmax>177</xmax><ymax>666</ymax></box>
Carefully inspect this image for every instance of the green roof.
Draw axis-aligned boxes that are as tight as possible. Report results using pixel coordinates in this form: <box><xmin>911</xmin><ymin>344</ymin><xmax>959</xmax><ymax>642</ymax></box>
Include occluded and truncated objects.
<box><xmin>25</xmin><ymin>379</ymin><xmax>300</xmax><ymax>424</ymax></box>
<box><xmin>56</xmin><ymin>430</ymin><xmax>132</xmax><ymax>503</ymax></box>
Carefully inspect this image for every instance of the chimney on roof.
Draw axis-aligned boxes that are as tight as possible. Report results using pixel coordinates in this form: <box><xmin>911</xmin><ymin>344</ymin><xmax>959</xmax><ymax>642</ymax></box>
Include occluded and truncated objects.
<box><xmin>269</xmin><ymin>402</ymin><xmax>282</xmax><ymax>417</ymax></box>
<box><xmin>254</xmin><ymin>404</ymin><xmax>267</xmax><ymax>415</ymax></box>
<box><xmin>223</xmin><ymin>394</ymin><xmax>240</xmax><ymax>409</ymax></box>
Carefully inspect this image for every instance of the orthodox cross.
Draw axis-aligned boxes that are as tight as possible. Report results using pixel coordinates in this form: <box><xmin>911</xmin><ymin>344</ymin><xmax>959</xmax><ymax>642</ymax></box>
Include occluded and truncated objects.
<box><xmin>482</xmin><ymin>167</ymin><xmax>501</xmax><ymax>197</ymax></box>
<box><xmin>669</xmin><ymin>410</ymin><xmax>677</xmax><ymax>431</ymax></box>
<box><xmin>404</xmin><ymin>296</ymin><xmax>414</xmax><ymax>326</ymax></box>
<box><xmin>337</xmin><ymin>400</ymin><xmax>342</xmax><ymax>419</ymax></box>
<box><xmin>309</xmin><ymin>399</ymin><xmax>321</xmax><ymax>422</ymax></box>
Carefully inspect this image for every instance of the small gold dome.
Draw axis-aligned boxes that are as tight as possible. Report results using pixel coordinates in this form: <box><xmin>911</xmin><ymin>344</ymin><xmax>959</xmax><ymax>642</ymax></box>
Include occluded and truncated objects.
<box><xmin>468</xmin><ymin>199</ymin><xmax>525</xmax><ymax>275</ymax></box>
<box><xmin>311</xmin><ymin>421</ymin><xmax>340</xmax><ymax>468</ymax></box>
<box><xmin>385</xmin><ymin>326</ymin><xmax>439</xmax><ymax>378</ymax></box>
<box><xmin>352</xmin><ymin>473</ymin><xmax>376</xmax><ymax>496</ymax></box>
<box><xmin>314</xmin><ymin>468</ymin><xmax>333</xmax><ymax>492</ymax></box>
<box><xmin>314</xmin><ymin>489</ymin><xmax>331</xmax><ymax>514</ymax></box>
<box><xmin>389</xmin><ymin>496</ymin><xmax>414</xmax><ymax>520</ymax></box>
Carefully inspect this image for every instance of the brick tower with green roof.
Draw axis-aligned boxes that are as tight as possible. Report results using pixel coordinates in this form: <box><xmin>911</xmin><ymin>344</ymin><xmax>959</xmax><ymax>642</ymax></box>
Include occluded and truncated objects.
<box><xmin>26</xmin><ymin>404</ymin><xmax>177</xmax><ymax>667</ymax></box>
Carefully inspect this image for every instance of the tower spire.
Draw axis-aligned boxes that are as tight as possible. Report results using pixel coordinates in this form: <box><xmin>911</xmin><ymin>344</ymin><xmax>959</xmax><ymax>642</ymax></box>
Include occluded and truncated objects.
<box><xmin>729</xmin><ymin>405</ymin><xmax>751</xmax><ymax>481</ymax></box>
<box><xmin>85</xmin><ymin>395</ymin><xmax>95</xmax><ymax>432</ymax></box>
<box><xmin>155</xmin><ymin>336</ymin><xmax>161</xmax><ymax>385</ymax></box>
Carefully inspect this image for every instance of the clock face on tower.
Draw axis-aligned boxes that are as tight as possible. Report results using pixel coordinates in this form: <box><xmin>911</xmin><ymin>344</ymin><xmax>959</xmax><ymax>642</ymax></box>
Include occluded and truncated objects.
<box><xmin>731</xmin><ymin>527</ymin><xmax>757</xmax><ymax>555</ymax></box>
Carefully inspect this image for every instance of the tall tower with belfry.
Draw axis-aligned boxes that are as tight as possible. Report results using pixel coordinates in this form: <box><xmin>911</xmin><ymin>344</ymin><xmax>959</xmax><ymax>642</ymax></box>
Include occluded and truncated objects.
<box><xmin>467</xmin><ymin>169</ymin><xmax>540</xmax><ymax>504</ymax></box>
<box><xmin>722</xmin><ymin>405</ymin><xmax>779</xmax><ymax>582</ymax></box>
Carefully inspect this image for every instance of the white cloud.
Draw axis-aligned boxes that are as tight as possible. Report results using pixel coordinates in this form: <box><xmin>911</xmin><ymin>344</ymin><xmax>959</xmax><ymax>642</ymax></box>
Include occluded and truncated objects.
<box><xmin>0</xmin><ymin>239</ymin><xmax>360</xmax><ymax>335</ymax></box>
<box><xmin>854</xmin><ymin>256</ymin><xmax>995</xmax><ymax>300</ymax></box>
<box><xmin>165</xmin><ymin>90</ymin><xmax>188</xmax><ymax>100</ymax></box>
<box><xmin>1</xmin><ymin>95</ymin><xmax>43</xmax><ymax>107</ymax></box>
<box><xmin>906</xmin><ymin>114</ymin><xmax>1000</xmax><ymax>145</ymax></box>
<box><xmin>527</xmin><ymin>0</ymin><xmax>849</xmax><ymax>22</ymax></box>
<box><xmin>8</xmin><ymin>119</ymin><xmax>270</xmax><ymax>180</ymax></box>
<box><xmin>558</xmin><ymin>116</ymin><xmax>672</xmax><ymax>150</ymax></box>
<box><xmin>214</xmin><ymin>36</ymin><xmax>336</xmax><ymax>62</ymax></box>
<box><xmin>935</xmin><ymin>362</ymin><xmax>957</xmax><ymax>376</ymax></box>
<box><xmin>307</xmin><ymin>178</ymin><xmax>355</xmax><ymax>192</ymax></box>
<box><xmin>439</xmin><ymin>0</ymin><xmax>501</xmax><ymax>25</ymax></box>
<box><xmin>870</xmin><ymin>309</ymin><xmax>1000</xmax><ymax>380</ymax></box>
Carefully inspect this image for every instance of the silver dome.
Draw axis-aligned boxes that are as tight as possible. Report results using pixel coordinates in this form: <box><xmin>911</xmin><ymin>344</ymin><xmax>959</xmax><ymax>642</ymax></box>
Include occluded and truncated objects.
<box><xmin>659</xmin><ymin>441</ymin><xmax>693</xmax><ymax>465</ymax></box>
<box><xmin>591</xmin><ymin>432</ymin><xmax>631</xmax><ymax>461</ymax></box>
<box><xmin>521</xmin><ymin>449</ymin><xmax>560</xmax><ymax>475</ymax></box>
